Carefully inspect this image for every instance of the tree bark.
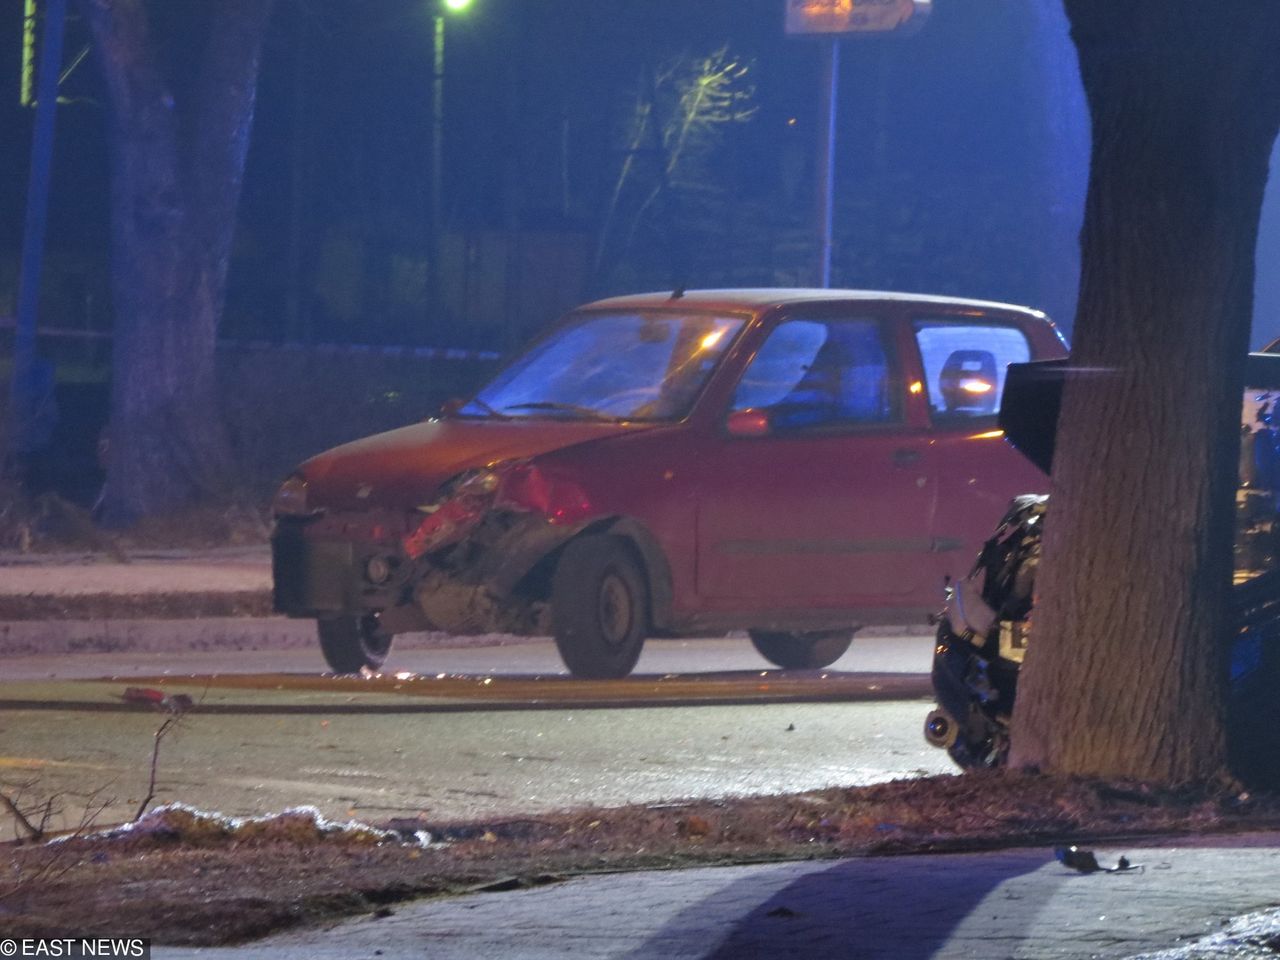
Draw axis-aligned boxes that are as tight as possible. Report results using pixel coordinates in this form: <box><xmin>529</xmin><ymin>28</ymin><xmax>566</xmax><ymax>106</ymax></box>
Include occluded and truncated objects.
<box><xmin>79</xmin><ymin>0</ymin><xmax>273</xmax><ymax>523</ymax></box>
<box><xmin>1010</xmin><ymin>2</ymin><xmax>1280</xmax><ymax>782</ymax></box>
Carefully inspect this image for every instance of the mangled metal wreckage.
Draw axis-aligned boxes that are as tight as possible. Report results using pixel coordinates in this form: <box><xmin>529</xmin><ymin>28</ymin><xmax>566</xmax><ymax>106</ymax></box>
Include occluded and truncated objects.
<box><xmin>272</xmin><ymin>452</ymin><xmax>643</xmax><ymax>668</ymax></box>
<box><xmin>925</xmin><ymin>353</ymin><xmax>1280</xmax><ymax>770</ymax></box>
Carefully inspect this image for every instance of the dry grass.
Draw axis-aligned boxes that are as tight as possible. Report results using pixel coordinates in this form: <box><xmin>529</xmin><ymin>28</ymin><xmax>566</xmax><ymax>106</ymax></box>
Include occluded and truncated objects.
<box><xmin>112</xmin><ymin>503</ymin><xmax>272</xmax><ymax>551</ymax></box>
<box><xmin>3</xmin><ymin>772</ymin><xmax>1279</xmax><ymax>945</ymax></box>
<box><xmin>0</xmin><ymin>496</ymin><xmax>272</xmax><ymax>556</ymax></box>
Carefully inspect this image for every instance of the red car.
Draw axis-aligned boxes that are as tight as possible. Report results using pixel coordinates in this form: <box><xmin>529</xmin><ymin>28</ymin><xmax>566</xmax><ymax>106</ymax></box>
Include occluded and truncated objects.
<box><xmin>271</xmin><ymin>289</ymin><xmax>1068</xmax><ymax>677</ymax></box>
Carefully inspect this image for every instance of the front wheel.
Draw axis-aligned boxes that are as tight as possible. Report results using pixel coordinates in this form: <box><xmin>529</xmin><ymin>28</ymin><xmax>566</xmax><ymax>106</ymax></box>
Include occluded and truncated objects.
<box><xmin>946</xmin><ymin>721</ymin><xmax>1009</xmax><ymax>770</ymax></box>
<box><xmin>552</xmin><ymin>534</ymin><xmax>649</xmax><ymax>679</ymax></box>
<box><xmin>317</xmin><ymin>615</ymin><xmax>393</xmax><ymax>674</ymax></box>
<box><xmin>749</xmin><ymin>629</ymin><xmax>854</xmax><ymax>669</ymax></box>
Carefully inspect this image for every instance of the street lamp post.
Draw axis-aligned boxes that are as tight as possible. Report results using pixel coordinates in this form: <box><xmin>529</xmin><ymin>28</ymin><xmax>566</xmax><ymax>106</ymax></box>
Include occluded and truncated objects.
<box><xmin>784</xmin><ymin>0</ymin><xmax>930</xmax><ymax>288</ymax></box>
<box><xmin>429</xmin><ymin>0</ymin><xmax>472</xmax><ymax>337</ymax></box>
<box><xmin>814</xmin><ymin>37</ymin><xmax>838</xmax><ymax>289</ymax></box>
<box><xmin>8</xmin><ymin>0</ymin><xmax>67</xmax><ymax>469</ymax></box>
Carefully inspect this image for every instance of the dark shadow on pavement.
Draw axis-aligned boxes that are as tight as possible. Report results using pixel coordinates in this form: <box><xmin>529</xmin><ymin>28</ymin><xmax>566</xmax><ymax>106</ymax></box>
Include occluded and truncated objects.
<box><xmin>625</xmin><ymin>850</ymin><xmax>1052</xmax><ymax>960</ymax></box>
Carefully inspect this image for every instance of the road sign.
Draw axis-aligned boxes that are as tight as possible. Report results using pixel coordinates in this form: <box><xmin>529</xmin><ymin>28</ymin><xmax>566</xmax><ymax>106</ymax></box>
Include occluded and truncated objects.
<box><xmin>785</xmin><ymin>0</ymin><xmax>931</xmax><ymax>35</ymax></box>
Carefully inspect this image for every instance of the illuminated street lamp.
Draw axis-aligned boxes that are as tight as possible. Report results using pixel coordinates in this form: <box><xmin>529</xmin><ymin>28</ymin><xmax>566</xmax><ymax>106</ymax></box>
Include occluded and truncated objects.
<box><xmin>429</xmin><ymin>0</ymin><xmax>474</xmax><ymax>331</ymax></box>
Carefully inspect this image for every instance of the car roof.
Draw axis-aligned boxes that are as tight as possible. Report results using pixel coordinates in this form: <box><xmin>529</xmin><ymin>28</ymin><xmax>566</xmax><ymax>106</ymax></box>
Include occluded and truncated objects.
<box><xmin>580</xmin><ymin>288</ymin><xmax>1049</xmax><ymax>319</ymax></box>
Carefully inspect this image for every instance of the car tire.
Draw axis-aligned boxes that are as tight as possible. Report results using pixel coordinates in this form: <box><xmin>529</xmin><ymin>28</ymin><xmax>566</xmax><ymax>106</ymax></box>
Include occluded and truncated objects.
<box><xmin>945</xmin><ymin>718</ymin><xmax>1010</xmax><ymax>770</ymax></box>
<box><xmin>552</xmin><ymin>534</ymin><xmax>649</xmax><ymax>679</ymax></box>
<box><xmin>317</xmin><ymin>615</ymin><xmax>393</xmax><ymax>674</ymax></box>
<box><xmin>748</xmin><ymin>629</ymin><xmax>854</xmax><ymax>669</ymax></box>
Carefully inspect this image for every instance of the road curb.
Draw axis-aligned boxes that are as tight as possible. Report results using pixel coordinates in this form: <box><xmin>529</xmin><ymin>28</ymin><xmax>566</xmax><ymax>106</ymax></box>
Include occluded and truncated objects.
<box><xmin>0</xmin><ymin>590</ymin><xmax>273</xmax><ymax>621</ymax></box>
<box><xmin>0</xmin><ymin>616</ymin><xmax>316</xmax><ymax>656</ymax></box>
<box><xmin>0</xmin><ymin>618</ymin><xmax>553</xmax><ymax>657</ymax></box>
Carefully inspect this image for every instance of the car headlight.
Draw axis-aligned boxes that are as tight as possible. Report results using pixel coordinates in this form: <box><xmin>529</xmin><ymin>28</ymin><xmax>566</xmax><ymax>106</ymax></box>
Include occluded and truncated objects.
<box><xmin>272</xmin><ymin>475</ymin><xmax>310</xmax><ymax>516</ymax></box>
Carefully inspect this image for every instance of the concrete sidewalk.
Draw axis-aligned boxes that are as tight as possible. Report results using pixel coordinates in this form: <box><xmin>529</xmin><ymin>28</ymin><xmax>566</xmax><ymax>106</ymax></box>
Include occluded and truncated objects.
<box><xmin>0</xmin><ymin>545</ymin><xmax>272</xmax><ymax>583</ymax></box>
<box><xmin>0</xmin><ymin>546</ymin><xmax>557</xmax><ymax>655</ymax></box>
<box><xmin>0</xmin><ymin>545</ymin><xmax>284</xmax><ymax>653</ymax></box>
<box><xmin>157</xmin><ymin>835</ymin><xmax>1280</xmax><ymax>960</ymax></box>
<box><xmin>0</xmin><ymin>546</ymin><xmax>273</xmax><ymax>620</ymax></box>
<box><xmin>0</xmin><ymin>547</ymin><xmax>933</xmax><ymax>656</ymax></box>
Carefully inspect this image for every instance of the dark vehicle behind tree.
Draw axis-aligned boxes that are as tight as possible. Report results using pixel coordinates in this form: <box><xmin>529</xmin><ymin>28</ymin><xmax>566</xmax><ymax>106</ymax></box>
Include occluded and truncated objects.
<box><xmin>926</xmin><ymin>349</ymin><xmax>1280</xmax><ymax>785</ymax></box>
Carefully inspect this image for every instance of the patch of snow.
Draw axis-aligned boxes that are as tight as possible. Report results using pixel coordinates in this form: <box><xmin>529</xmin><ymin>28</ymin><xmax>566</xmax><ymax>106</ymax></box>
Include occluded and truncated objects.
<box><xmin>60</xmin><ymin>801</ymin><xmax>434</xmax><ymax>847</ymax></box>
<box><xmin>1126</xmin><ymin>907</ymin><xmax>1280</xmax><ymax>959</ymax></box>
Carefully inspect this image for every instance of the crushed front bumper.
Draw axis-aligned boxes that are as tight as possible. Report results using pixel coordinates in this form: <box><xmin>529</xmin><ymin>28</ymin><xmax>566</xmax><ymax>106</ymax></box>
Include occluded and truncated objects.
<box><xmin>272</xmin><ymin>508</ymin><xmax>588</xmax><ymax>633</ymax></box>
<box><xmin>272</xmin><ymin>516</ymin><xmax>407</xmax><ymax>617</ymax></box>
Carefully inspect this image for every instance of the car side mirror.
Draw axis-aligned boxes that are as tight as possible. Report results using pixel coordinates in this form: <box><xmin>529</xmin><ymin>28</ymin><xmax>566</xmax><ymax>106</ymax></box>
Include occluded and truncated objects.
<box><xmin>725</xmin><ymin>408</ymin><xmax>771</xmax><ymax>438</ymax></box>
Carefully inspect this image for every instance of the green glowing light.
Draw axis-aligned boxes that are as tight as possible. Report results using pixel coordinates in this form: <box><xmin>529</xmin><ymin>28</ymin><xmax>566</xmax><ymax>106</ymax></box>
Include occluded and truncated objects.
<box><xmin>21</xmin><ymin>0</ymin><xmax>36</xmax><ymax>107</ymax></box>
<box><xmin>443</xmin><ymin>0</ymin><xmax>473</xmax><ymax>11</ymax></box>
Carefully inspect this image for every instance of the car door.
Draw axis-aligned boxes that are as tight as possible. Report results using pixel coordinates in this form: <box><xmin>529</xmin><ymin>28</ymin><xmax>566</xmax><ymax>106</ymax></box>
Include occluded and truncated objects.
<box><xmin>908</xmin><ymin>312</ymin><xmax>1051</xmax><ymax>583</ymax></box>
<box><xmin>695</xmin><ymin>310</ymin><xmax>936</xmax><ymax>607</ymax></box>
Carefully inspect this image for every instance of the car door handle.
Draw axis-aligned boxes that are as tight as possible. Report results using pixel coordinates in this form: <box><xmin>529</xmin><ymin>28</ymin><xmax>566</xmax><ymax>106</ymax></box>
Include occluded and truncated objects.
<box><xmin>893</xmin><ymin>448</ymin><xmax>922</xmax><ymax>467</ymax></box>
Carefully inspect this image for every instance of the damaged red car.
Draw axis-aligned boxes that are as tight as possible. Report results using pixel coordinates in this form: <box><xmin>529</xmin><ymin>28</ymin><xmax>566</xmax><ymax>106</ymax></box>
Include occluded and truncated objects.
<box><xmin>271</xmin><ymin>289</ymin><xmax>1067</xmax><ymax>677</ymax></box>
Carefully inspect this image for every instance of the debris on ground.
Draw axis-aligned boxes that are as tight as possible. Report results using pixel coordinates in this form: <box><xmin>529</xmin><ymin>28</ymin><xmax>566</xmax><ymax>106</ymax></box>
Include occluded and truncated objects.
<box><xmin>1054</xmin><ymin>845</ymin><xmax>1141</xmax><ymax>874</ymax></box>
<box><xmin>120</xmin><ymin>687</ymin><xmax>195</xmax><ymax>714</ymax></box>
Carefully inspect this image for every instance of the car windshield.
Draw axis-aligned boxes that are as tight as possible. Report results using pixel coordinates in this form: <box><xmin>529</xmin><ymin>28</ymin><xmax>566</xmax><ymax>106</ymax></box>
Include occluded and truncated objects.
<box><xmin>459</xmin><ymin>311</ymin><xmax>746</xmax><ymax>422</ymax></box>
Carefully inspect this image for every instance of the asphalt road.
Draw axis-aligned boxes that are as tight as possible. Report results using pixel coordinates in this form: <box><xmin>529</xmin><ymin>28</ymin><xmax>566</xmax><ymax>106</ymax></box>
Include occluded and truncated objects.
<box><xmin>0</xmin><ymin>629</ymin><xmax>933</xmax><ymax>680</ymax></box>
<box><xmin>0</xmin><ymin>633</ymin><xmax>954</xmax><ymax>832</ymax></box>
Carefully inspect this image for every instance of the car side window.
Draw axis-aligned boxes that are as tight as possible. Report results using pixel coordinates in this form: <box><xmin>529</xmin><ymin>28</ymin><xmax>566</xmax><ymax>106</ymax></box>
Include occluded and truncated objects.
<box><xmin>913</xmin><ymin>319</ymin><xmax>1031</xmax><ymax>422</ymax></box>
<box><xmin>731</xmin><ymin>317</ymin><xmax>900</xmax><ymax>431</ymax></box>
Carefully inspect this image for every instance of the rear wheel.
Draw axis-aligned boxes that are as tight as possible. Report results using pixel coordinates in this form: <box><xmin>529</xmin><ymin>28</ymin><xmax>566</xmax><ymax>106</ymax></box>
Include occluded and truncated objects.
<box><xmin>552</xmin><ymin>535</ymin><xmax>649</xmax><ymax>679</ymax></box>
<box><xmin>749</xmin><ymin>629</ymin><xmax>854</xmax><ymax>669</ymax></box>
<box><xmin>317</xmin><ymin>615</ymin><xmax>393</xmax><ymax>673</ymax></box>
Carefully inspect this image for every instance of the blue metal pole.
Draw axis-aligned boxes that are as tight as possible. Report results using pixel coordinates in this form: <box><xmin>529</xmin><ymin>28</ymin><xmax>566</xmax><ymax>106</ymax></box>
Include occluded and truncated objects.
<box><xmin>430</xmin><ymin>12</ymin><xmax>444</xmax><ymax>338</ymax></box>
<box><xmin>7</xmin><ymin>0</ymin><xmax>67</xmax><ymax>461</ymax></box>
<box><xmin>815</xmin><ymin>36</ymin><xmax>838</xmax><ymax>288</ymax></box>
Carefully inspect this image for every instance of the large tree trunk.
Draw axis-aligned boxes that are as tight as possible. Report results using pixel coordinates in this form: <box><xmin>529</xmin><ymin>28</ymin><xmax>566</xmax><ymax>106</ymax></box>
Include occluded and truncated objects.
<box><xmin>1010</xmin><ymin>3</ymin><xmax>1280</xmax><ymax>782</ymax></box>
<box><xmin>80</xmin><ymin>0</ymin><xmax>273</xmax><ymax>523</ymax></box>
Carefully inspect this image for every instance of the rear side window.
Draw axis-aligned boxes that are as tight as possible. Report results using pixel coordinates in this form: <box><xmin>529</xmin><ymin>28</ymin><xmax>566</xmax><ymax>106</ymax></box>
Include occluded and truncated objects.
<box><xmin>731</xmin><ymin>317</ymin><xmax>900</xmax><ymax>431</ymax></box>
<box><xmin>913</xmin><ymin>318</ymin><xmax>1031</xmax><ymax>422</ymax></box>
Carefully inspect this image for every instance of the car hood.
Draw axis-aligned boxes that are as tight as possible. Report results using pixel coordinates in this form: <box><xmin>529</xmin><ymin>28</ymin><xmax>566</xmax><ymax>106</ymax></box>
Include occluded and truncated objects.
<box><xmin>297</xmin><ymin>417</ymin><xmax>652</xmax><ymax>511</ymax></box>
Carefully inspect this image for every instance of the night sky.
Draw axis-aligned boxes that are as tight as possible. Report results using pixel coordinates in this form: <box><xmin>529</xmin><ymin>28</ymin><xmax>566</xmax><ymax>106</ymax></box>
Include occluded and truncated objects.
<box><xmin>3</xmin><ymin>0</ymin><xmax>1280</xmax><ymax>351</ymax></box>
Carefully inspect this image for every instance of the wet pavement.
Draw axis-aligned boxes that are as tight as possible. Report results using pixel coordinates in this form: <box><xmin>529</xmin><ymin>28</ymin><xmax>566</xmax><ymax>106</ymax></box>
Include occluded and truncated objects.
<box><xmin>0</xmin><ymin>637</ymin><xmax>950</xmax><ymax>829</ymax></box>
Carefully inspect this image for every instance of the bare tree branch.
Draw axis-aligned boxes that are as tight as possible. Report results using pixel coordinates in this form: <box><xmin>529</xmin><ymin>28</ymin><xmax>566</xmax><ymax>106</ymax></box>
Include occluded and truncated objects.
<box><xmin>0</xmin><ymin>787</ymin><xmax>41</xmax><ymax>842</ymax></box>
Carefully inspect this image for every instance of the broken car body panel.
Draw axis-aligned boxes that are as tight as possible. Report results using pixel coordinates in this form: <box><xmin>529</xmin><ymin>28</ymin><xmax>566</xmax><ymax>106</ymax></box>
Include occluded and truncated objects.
<box><xmin>271</xmin><ymin>288</ymin><xmax>1068</xmax><ymax>676</ymax></box>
